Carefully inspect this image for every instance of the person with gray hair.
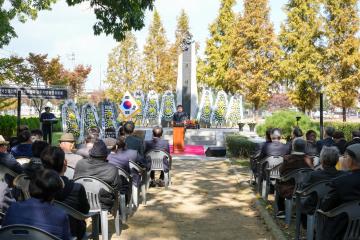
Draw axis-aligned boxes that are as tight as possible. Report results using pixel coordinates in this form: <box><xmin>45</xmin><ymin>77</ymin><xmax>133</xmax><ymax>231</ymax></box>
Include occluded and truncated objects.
<box><xmin>316</xmin><ymin>126</ymin><xmax>336</xmax><ymax>153</ymax></box>
<box><xmin>259</xmin><ymin>128</ymin><xmax>288</xmax><ymax>160</ymax></box>
<box><xmin>319</xmin><ymin>144</ymin><xmax>360</xmax><ymax>239</ymax></box>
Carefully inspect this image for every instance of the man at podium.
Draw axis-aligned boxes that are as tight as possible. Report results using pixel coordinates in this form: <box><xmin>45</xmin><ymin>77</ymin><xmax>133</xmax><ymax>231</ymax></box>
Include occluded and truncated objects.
<box><xmin>172</xmin><ymin>105</ymin><xmax>188</xmax><ymax>125</ymax></box>
<box><xmin>40</xmin><ymin>106</ymin><xmax>56</xmax><ymax>144</ymax></box>
<box><xmin>172</xmin><ymin>105</ymin><xmax>188</xmax><ymax>153</ymax></box>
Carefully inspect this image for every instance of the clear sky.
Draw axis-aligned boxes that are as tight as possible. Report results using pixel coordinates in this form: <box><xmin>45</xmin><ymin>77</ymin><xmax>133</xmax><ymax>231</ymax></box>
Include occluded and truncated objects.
<box><xmin>1</xmin><ymin>0</ymin><xmax>288</xmax><ymax>91</ymax></box>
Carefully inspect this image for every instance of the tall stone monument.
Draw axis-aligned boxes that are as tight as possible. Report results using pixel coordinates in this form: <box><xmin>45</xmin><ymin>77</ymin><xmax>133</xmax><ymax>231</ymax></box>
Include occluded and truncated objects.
<box><xmin>176</xmin><ymin>32</ymin><xmax>198</xmax><ymax>119</ymax></box>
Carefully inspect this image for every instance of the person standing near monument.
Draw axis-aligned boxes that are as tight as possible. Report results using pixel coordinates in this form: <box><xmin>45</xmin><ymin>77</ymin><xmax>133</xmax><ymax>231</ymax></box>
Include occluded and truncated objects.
<box><xmin>40</xmin><ymin>107</ymin><xmax>56</xmax><ymax>144</ymax></box>
<box><xmin>172</xmin><ymin>105</ymin><xmax>188</xmax><ymax>125</ymax></box>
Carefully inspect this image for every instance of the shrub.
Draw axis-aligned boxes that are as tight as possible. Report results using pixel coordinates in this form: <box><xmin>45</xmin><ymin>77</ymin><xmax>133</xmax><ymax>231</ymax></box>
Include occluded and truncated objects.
<box><xmin>226</xmin><ymin>134</ymin><xmax>257</xmax><ymax>158</ymax></box>
<box><xmin>256</xmin><ymin>110</ymin><xmax>319</xmax><ymax>141</ymax></box>
<box><xmin>324</xmin><ymin>122</ymin><xmax>360</xmax><ymax>141</ymax></box>
<box><xmin>0</xmin><ymin>115</ymin><xmax>63</xmax><ymax>139</ymax></box>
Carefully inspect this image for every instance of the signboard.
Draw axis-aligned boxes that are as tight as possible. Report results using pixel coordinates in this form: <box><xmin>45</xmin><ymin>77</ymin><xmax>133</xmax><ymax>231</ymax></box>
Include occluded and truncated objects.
<box><xmin>0</xmin><ymin>86</ymin><xmax>68</xmax><ymax>99</ymax></box>
<box><xmin>119</xmin><ymin>91</ymin><xmax>140</xmax><ymax>120</ymax></box>
<box><xmin>80</xmin><ymin>103</ymin><xmax>101</xmax><ymax>142</ymax></box>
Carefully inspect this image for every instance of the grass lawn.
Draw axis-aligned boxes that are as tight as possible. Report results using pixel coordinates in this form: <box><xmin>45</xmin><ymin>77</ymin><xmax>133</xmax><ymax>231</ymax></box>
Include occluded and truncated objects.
<box><xmin>52</xmin><ymin>132</ymin><xmax>63</xmax><ymax>146</ymax></box>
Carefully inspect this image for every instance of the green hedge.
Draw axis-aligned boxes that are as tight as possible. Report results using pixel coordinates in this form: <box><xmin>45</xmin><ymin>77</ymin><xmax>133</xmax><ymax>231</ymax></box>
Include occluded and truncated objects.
<box><xmin>0</xmin><ymin>115</ymin><xmax>62</xmax><ymax>139</ymax></box>
<box><xmin>324</xmin><ymin>122</ymin><xmax>360</xmax><ymax>141</ymax></box>
<box><xmin>256</xmin><ymin>110</ymin><xmax>319</xmax><ymax>140</ymax></box>
<box><xmin>226</xmin><ymin>134</ymin><xmax>257</xmax><ymax>158</ymax></box>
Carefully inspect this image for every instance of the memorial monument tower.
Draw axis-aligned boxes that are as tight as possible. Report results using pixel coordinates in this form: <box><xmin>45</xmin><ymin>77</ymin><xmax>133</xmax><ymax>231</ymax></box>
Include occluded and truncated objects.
<box><xmin>176</xmin><ymin>32</ymin><xmax>198</xmax><ymax>119</ymax></box>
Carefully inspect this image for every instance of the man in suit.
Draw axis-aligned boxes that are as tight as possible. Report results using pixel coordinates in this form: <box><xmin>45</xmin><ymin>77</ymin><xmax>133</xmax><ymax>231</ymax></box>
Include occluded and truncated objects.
<box><xmin>316</xmin><ymin>127</ymin><xmax>336</xmax><ymax>153</ymax></box>
<box><xmin>145</xmin><ymin>126</ymin><xmax>171</xmax><ymax>187</ymax></box>
<box><xmin>345</xmin><ymin>130</ymin><xmax>360</xmax><ymax>148</ymax></box>
<box><xmin>40</xmin><ymin>106</ymin><xmax>56</xmax><ymax>143</ymax></box>
<box><xmin>319</xmin><ymin>144</ymin><xmax>360</xmax><ymax>240</ymax></box>
<box><xmin>333</xmin><ymin>131</ymin><xmax>347</xmax><ymax>155</ymax></box>
<box><xmin>124</xmin><ymin>121</ymin><xmax>144</xmax><ymax>157</ymax></box>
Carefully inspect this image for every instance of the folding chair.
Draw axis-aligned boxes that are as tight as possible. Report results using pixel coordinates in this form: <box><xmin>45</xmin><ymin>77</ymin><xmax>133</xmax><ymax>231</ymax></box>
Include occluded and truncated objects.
<box><xmin>0</xmin><ymin>224</ymin><xmax>60</xmax><ymax>240</ymax></box>
<box><xmin>275</xmin><ymin>168</ymin><xmax>314</xmax><ymax>225</ymax></box>
<box><xmin>316</xmin><ymin>200</ymin><xmax>360</xmax><ymax>240</ymax></box>
<box><xmin>15</xmin><ymin>156</ymin><xmax>31</xmax><ymax>165</ymax></box>
<box><xmin>74</xmin><ymin>176</ymin><xmax>121</xmax><ymax>240</ymax></box>
<box><xmin>116</xmin><ymin>167</ymin><xmax>132</xmax><ymax>222</ymax></box>
<box><xmin>129</xmin><ymin>160</ymin><xmax>147</xmax><ymax>206</ymax></box>
<box><xmin>146</xmin><ymin>150</ymin><xmax>172</xmax><ymax>189</ymax></box>
<box><xmin>261</xmin><ymin>156</ymin><xmax>284</xmax><ymax>200</ymax></box>
<box><xmin>0</xmin><ymin>165</ymin><xmax>18</xmax><ymax>183</ymax></box>
<box><xmin>294</xmin><ymin>180</ymin><xmax>332</xmax><ymax>240</ymax></box>
<box><xmin>54</xmin><ymin>200</ymin><xmax>100</xmax><ymax>240</ymax></box>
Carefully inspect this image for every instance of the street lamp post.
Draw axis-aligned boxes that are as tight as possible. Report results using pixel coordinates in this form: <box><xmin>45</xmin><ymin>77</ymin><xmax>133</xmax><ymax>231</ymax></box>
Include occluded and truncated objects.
<box><xmin>320</xmin><ymin>86</ymin><xmax>324</xmax><ymax>140</ymax></box>
<box><xmin>296</xmin><ymin>116</ymin><xmax>301</xmax><ymax>126</ymax></box>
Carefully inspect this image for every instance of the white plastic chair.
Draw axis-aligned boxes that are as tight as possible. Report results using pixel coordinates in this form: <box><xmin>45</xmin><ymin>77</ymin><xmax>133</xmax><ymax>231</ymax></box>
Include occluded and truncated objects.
<box><xmin>116</xmin><ymin>167</ymin><xmax>133</xmax><ymax>222</ymax></box>
<box><xmin>145</xmin><ymin>150</ymin><xmax>172</xmax><ymax>189</ymax></box>
<box><xmin>74</xmin><ymin>176</ymin><xmax>121</xmax><ymax>240</ymax></box>
<box><xmin>0</xmin><ymin>165</ymin><xmax>18</xmax><ymax>183</ymax></box>
<box><xmin>129</xmin><ymin>160</ymin><xmax>147</xmax><ymax>206</ymax></box>
<box><xmin>0</xmin><ymin>224</ymin><xmax>60</xmax><ymax>240</ymax></box>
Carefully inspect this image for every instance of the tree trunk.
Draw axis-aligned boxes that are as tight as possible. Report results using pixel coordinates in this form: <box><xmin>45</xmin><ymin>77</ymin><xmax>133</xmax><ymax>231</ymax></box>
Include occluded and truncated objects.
<box><xmin>342</xmin><ymin>107</ymin><xmax>346</xmax><ymax>122</ymax></box>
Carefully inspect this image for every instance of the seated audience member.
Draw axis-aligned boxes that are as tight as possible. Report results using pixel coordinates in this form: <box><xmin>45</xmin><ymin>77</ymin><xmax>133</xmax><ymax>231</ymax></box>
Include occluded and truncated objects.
<box><xmin>316</xmin><ymin>126</ymin><xmax>335</xmax><ymax>153</ymax></box>
<box><xmin>10</xmin><ymin>130</ymin><xmax>33</xmax><ymax>158</ymax></box>
<box><xmin>41</xmin><ymin>146</ymin><xmax>90</xmax><ymax>239</ymax></box>
<box><xmin>145</xmin><ymin>126</ymin><xmax>171</xmax><ymax>186</ymax></box>
<box><xmin>250</xmin><ymin>128</ymin><xmax>272</xmax><ymax>176</ymax></box>
<box><xmin>106</xmin><ymin>137</ymin><xmax>137</xmax><ymax>173</ymax></box>
<box><xmin>9</xmin><ymin>125</ymin><xmax>29</xmax><ymax>149</ymax></box>
<box><xmin>286</xmin><ymin>127</ymin><xmax>303</xmax><ymax>153</ymax></box>
<box><xmin>23</xmin><ymin>140</ymin><xmax>49</xmax><ymax>176</ymax></box>
<box><xmin>0</xmin><ymin>182</ymin><xmax>15</xmax><ymax>223</ymax></box>
<box><xmin>259</xmin><ymin>128</ymin><xmax>288</xmax><ymax>160</ymax></box>
<box><xmin>0</xmin><ymin>135</ymin><xmax>23</xmax><ymax>174</ymax></box>
<box><xmin>345</xmin><ymin>130</ymin><xmax>360</xmax><ymax>148</ymax></box>
<box><xmin>124</xmin><ymin>121</ymin><xmax>144</xmax><ymax>156</ymax></box>
<box><xmin>31</xmin><ymin>129</ymin><xmax>43</xmax><ymax>142</ymax></box>
<box><xmin>333</xmin><ymin>131</ymin><xmax>347</xmax><ymax>155</ymax></box>
<box><xmin>59</xmin><ymin>133</ymin><xmax>83</xmax><ymax>168</ymax></box>
<box><xmin>74</xmin><ymin>140</ymin><xmax>123</xmax><ymax>210</ymax></box>
<box><xmin>76</xmin><ymin>130</ymin><xmax>99</xmax><ymax>158</ymax></box>
<box><xmin>319</xmin><ymin>144</ymin><xmax>360</xmax><ymax>239</ymax></box>
<box><xmin>2</xmin><ymin>169</ymin><xmax>71</xmax><ymax>240</ymax></box>
<box><xmin>276</xmin><ymin>137</ymin><xmax>312</xmax><ymax>217</ymax></box>
<box><xmin>301</xmin><ymin>146</ymin><xmax>345</xmax><ymax>213</ymax></box>
<box><xmin>305</xmin><ymin>130</ymin><xmax>318</xmax><ymax>156</ymax></box>
<box><xmin>118</xmin><ymin>126</ymin><xmax>125</xmax><ymax>137</ymax></box>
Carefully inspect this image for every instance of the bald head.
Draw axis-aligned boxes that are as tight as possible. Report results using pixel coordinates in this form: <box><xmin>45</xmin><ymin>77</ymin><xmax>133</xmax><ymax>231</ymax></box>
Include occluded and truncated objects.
<box><xmin>153</xmin><ymin>126</ymin><xmax>163</xmax><ymax>138</ymax></box>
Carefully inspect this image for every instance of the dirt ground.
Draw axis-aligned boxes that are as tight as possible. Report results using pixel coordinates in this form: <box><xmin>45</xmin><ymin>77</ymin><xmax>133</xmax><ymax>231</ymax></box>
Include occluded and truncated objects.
<box><xmin>106</xmin><ymin>158</ymin><xmax>271</xmax><ymax>240</ymax></box>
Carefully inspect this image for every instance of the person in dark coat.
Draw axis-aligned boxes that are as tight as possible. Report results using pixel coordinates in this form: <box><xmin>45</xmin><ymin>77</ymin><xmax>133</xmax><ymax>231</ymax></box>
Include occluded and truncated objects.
<box><xmin>74</xmin><ymin>140</ymin><xmax>123</xmax><ymax>210</ymax></box>
<box><xmin>145</xmin><ymin>126</ymin><xmax>171</xmax><ymax>186</ymax></box>
<box><xmin>123</xmin><ymin>121</ymin><xmax>144</xmax><ymax>157</ymax></box>
<box><xmin>259</xmin><ymin>128</ymin><xmax>288</xmax><ymax>160</ymax></box>
<box><xmin>316</xmin><ymin>127</ymin><xmax>336</xmax><ymax>153</ymax></box>
<box><xmin>305</xmin><ymin>130</ymin><xmax>318</xmax><ymax>156</ymax></box>
<box><xmin>41</xmin><ymin>146</ymin><xmax>90</xmax><ymax>239</ymax></box>
<box><xmin>76</xmin><ymin>130</ymin><xmax>99</xmax><ymax>158</ymax></box>
<box><xmin>10</xmin><ymin>130</ymin><xmax>33</xmax><ymax>158</ymax></box>
<box><xmin>276</xmin><ymin>138</ymin><xmax>312</xmax><ymax>217</ymax></box>
<box><xmin>0</xmin><ymin>135</ymin><xmax>23</xmax><ymax>174</ymax></box>
<box><xmin>172</xmin><ymin>105</ymin><xmax>188</xmax><ymax>125</ymax></box>
<box><xmin>345</xmin><ymin>130</ymin><xmax>360</xmax><ymax>148</ymax></box>
<box><xmin>2</xmin><ymin>169</ymin><xmax>71</xmax><ymax>240</ymax></box>
<box><xmin>286</xmin><ymin>127</ymin><xmax>303</xmax><ymax>154</ymax></box>
<box><xmin>23</xmin><ymin>140</ymin><xmax>49</xmax><ymax>177</ymax></box>
<box><xmin>319</xmin><ymin>144</ymin><xmax>360</xmax><ymax>240</ymax></box>
<box><xmin>40</xmin><ymin>107</ymin><xmax>56</xmax><ymax>143</ymax></box>
<box><xmin>250</xmin><ymin>128</ymin><xmax>272</xmax><ymax>177</ymax></box>
<box><xmin>301</xmin><ymin>146</ymin><xmax>345</xmax><ymax>215</ymax></box>
<box><xmin>333</xmin><ymin>131</ymin><xmax>347</xmax><ymax>155</ymax></box>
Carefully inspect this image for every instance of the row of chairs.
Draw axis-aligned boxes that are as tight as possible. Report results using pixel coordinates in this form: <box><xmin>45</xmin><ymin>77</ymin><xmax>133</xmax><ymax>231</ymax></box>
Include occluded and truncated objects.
<box><xmin>252</xmin><ymin>156</ymin><xmax>360</xmax><ymax>240</ymax></box>
<box><xmin>0</xmin><ymin>149</ymin><xmax>172</xmax><ymax>240</ymax></box>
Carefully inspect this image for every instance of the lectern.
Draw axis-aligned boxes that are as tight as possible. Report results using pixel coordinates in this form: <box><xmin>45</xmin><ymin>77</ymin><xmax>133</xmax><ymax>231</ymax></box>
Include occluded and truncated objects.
<box><xmin>42</xmin><ymin>118</ymin><xmax>57</xmax><ymax>144</ymax></box>
<box><xmin>173</xmin><ymin>124</ymin><xmax>185</xmax><ymax>153</ymax></box>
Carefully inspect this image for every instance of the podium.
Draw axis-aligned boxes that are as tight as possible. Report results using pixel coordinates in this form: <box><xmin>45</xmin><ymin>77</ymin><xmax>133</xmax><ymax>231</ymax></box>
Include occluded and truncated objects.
<box><xmin>42</xmin><ymin>118</ymin><xmax>58</xmax><ymax>144</ymax></box>
<box><xmin>173</xmin><ymin>126</ymin><xmax>185</xmax><ymax>153</ymax></box>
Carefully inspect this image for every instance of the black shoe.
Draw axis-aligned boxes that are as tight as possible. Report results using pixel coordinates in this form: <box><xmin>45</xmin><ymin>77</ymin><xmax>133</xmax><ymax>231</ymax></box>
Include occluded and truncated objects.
<box><xmin>276</xmin><ymin>211</ymin><xmax>286</xmax><ymax>219</ymax></box>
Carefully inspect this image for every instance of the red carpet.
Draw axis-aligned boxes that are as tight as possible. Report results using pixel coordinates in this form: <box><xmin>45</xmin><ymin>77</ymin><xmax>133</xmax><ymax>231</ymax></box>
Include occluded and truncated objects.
<box><xmin>170</xmin><ymin>145</ymin><xmax>205</xmax><ymax>156</ymax></box>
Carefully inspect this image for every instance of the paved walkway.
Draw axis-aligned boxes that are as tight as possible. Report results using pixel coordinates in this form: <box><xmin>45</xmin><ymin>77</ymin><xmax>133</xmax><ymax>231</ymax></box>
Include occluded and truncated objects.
<box><xmin>111</xmin><ymin>159</ymin><xmax>269</xmax><ymax>240</ymax></box>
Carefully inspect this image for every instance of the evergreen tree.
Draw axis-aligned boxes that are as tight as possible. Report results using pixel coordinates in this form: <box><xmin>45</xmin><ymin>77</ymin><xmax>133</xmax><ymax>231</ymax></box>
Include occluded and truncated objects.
<box><xmin>227</xmin><ymin>0</ymin><xmax>279</xmax><ymax>117</ymax></box>
<box><xmin>279</xmin><ymin>0</ymin><xmax>324</xmax><ymax>112</ymax></box>
<box><xmin>199</xmin><ymin>0</ymin><xmax>236</xmax><ymax>92</ymax></box>
<box><xmin>105</xmin><ymin>32</ymin><xmax>140</xmax><ymax>102</ymax></box>
<box><xmin>323</xmin><ymin>0</ymin><xmax>360</xmax><ymax>122</ymax></box>
<box><xmin>143</xmin><ymin>10</ymin><xmax>175</xmax><ymax>92</ymax></box>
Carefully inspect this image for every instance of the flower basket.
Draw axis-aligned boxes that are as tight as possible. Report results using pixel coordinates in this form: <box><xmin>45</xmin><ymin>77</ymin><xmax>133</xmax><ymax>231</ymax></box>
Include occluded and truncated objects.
<box><xmin>238</xmin><ymin>122</ymin><xmax>245</xmax><ymax>132</ymax></box>
<box><xmin>248</xmin><ymin>123</ymin><xmax>256</xmax><ymax>132</ymax></box>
